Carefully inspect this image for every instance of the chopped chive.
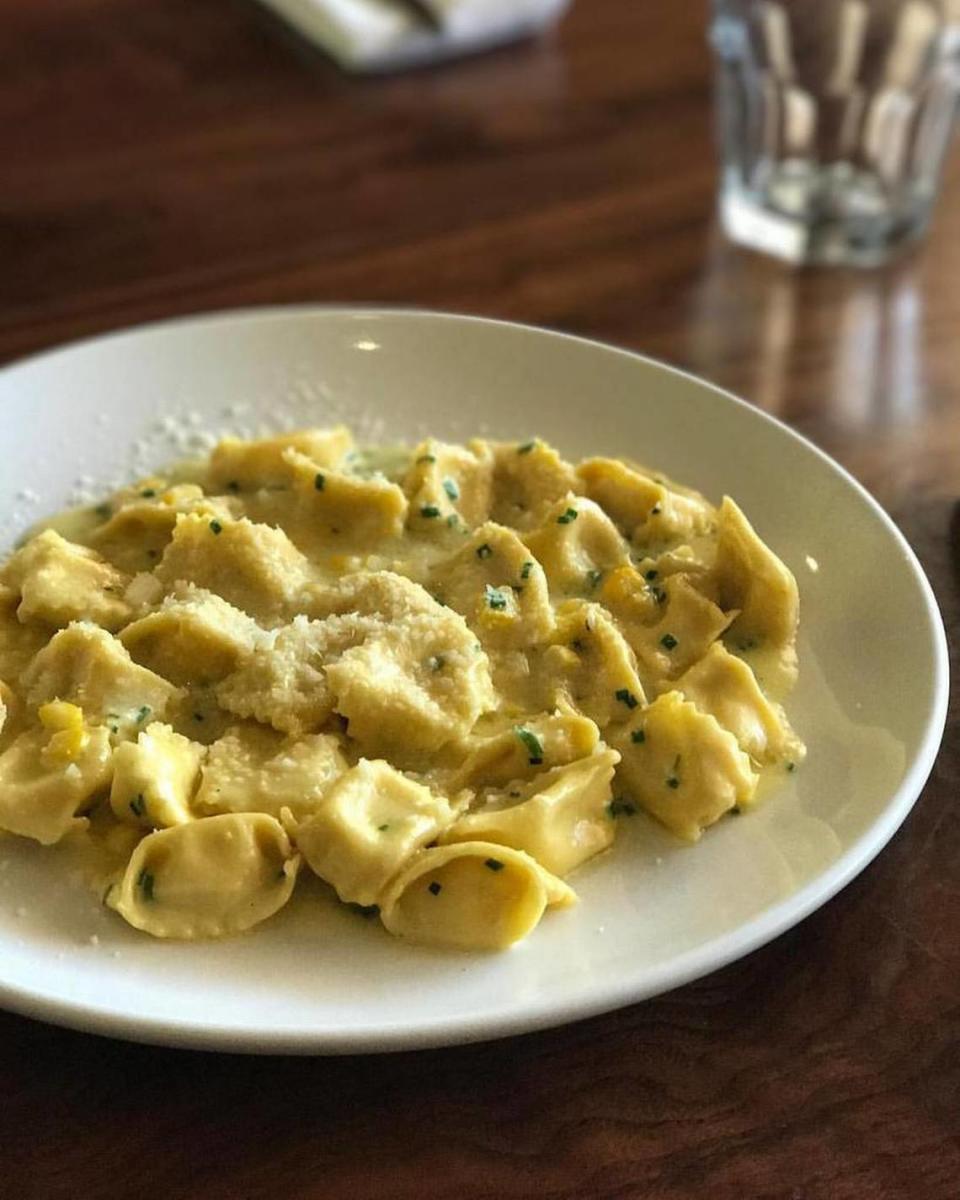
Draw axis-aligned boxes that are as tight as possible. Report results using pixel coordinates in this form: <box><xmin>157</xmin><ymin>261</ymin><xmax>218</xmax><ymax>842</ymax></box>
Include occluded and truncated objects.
<box><xmin>607</xmin><ymin>798</ymin><xmax>637</xmax><ymax>818</ymax></box>
<box><xmin>615</xmin><ymin>688</ymin><xmax>639</xmax><ymax>710</ymax></box>
<box><xmin>660</xmin><ymin>633</ymin><xmax>678</xmax><ymax>651</ymax></box>
<box><xmin>586</xmin><ymin>568</ymin><xmax>604</xmax><ymax>590</ymax></box>
<box><xmin>514</xmin><ymin>726</ymin><xmax>544</xmax><ymax>765</ymax></box>
<box><xmin>644</xmin><ymin>569</ymin><xmax>658</xmax><ymax>581</ymax></box>
<box><xmin>446</xmin><ymin>514</ymin><xmax>460</xmax><ymax>528</ymax></box>
<box><xmin>557</xmin><ymin>507</ymin><xmax>578</xmax><ymax>525</ymax></box>
<box><xmin>476</xmin><ymin>543</ymin><xmax>493</xmax><ymax>560</ymax></box>
<box><xmin>377</xmin><ymin>824</ymin><xmax>390</xmax><ymax>833</ymax></box>
<box><xmin>314</xmin><ymin>473</ymin><xmax>325</xmax><ymax>491</ymax></box>
<box><xmin>416</xmin><ymin>454</ymin><xmax>436</xmax><ymax>464</ymax></box>
<box><xmin>485</xmin><ymin>858</ymin><xmax>505</xmax><ymax>872</ymax></box>
<box><xmin>140</xmin><ymin>488</ymin><xmax>156</xmax><ymax>498</ymax></box>
<box><xmin>517</xmin><ymin>440</ymin><xmax>536</xmax><ymax>455</ymax></box>
<box><xmin>135</xmin><ymin>705</ymin><xmax>151</xmax><ymax>724</ymax></box>
<box><xmin>129</xmin><ymin>794</ymin><xmax>147</xmax><ymax>818</ymax></box>
<box><xmin>442</xmin><ymin>477</ymin><xmax>460</xmax><ymax>501</ymax></box>
<box><xmin>520</xmin><ymin>560</ymin><xmax>533</xmax><ymax>580</ymax></box>
<box><xmin>631</xmin><ymin>729</ymin><xmax>646</xmax><ymax>744</ymax></box>
<box><xmin>420</xmin><ymin>505</ymin><xmax>441</xmax><ymax>519</ymax></box>
<box><xmin>209</xmin><ymin>519</ymin><xmax>223</xmax><ymax>535</ymax></box>
<box><xmin>485</xmin><ymin>584</ymin><xmax>508</xmax><ymax>611</ymax></box>
<box><xmin>428</xmin><ymin>881</ymin><xmax>442</xmax><ymax>896</ymax></box>
<box><xmin>137</xmin><ymin>869</ymin><xmax>155</xmax><ymax>903</ymax></box>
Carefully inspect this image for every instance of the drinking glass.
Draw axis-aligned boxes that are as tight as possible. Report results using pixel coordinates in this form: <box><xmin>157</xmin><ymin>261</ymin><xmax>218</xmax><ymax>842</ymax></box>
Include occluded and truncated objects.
<box><xmin>711</xmin><ymin>0</ymin><xmax>960</xmax><ymax>265</ymax></box>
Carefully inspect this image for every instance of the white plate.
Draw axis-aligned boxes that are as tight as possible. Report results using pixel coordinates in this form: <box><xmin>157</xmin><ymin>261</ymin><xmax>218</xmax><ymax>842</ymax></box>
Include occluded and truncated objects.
<box><xmin>0</xmin><ymin>308</ymin><xmax>948</xmax><ymax>1054</ymax></box>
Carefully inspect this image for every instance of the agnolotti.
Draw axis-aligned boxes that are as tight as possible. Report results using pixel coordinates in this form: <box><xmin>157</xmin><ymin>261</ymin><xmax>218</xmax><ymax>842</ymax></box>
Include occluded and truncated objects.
<box><xmin>2</xmin><ymin>529</ymin><xmax>132</xmax><ymax>631</ymax></box>
<box><xmin>207</xmin><ymin>427</ymin><xmax>354</xmax><ymax>490</ymax></box>
<box><xmin>429</xmin><ymin>521</ymin><xmax>555</xmax><ymax>651</ymax></box>
<box><xmin>380</xmin><ymin>842</ymin><xmax>576</xmax><ymax>951</ymax></box>
<box><xmin>90</xmin><ymin>485</ymin><xmax>238</xmax><ymax>574</ymax></box>
<box><xmin>539</xmin><ymin>601</ymin><xmax>647</xmax><ymax>729</ymax></box>
<box><xmin>21</xmin><ymin>622</ymin><xmax>183</xmax><ymax>735</ymax></box>
<box><xmin>292</xmin><ymin>759</ymin><xmax>460</xmax><ymax>908</ymax></box>
<box><xmin>439</xmin><ymin>748</ymin><xmax>620</xmax><ymax>876</ymax></box>
<box><xmin>109</xmin><ymin>722</ymin><xmax>205</xmax><ymax>829</ymax></box>
<box><xmin>282</xmin><ymin>447</ymin><xmax>408</xmax><ymax>544</ymax></box>
<box><xmin>155</xmin><ymin>514</ymin><xmax>310</xmax><ymax>622</ymax></box>
<box><xmin>445</xmin><ymin>707</ymin><xmax>600</xmax><ymax>791</ymax></box>
<box><xmin>111</xmin><ymin>813</ymin><xmax>299</xmax><ymax>939</ymax></box>
<box><xmin>611</xmin><ymin>691</ymin><xmax>758</xmax><ymax>841</ymax></box>
<box><xmin>402</xmin><ymin>438</ymin><xmax>494</xmax><ymax>530</ymax></box>
<box><xmin>119</xmin><ymin>582</ymin><xmax>260</xmax><ymax>687</ymax></box>
<box><xmin>323</xmin><ymin>609</ymin><xmax>494</xmax><ymax>762</ymax></box>
<box><xmin>218</xmin><ymin>573</ymin><xmax>495</xmax><ymax>758</ymax></box>
<box><xmin>577</xmin><ymin>456</ymin><xmax>716</xmax><ymax>546</ymax></box>
<box><xmin>0</xmin><ymin>702</ymin><xmax>113</xmax><ymax>845</ymax></box>
<box><xmin>195</xmin><ymin>726</ymin><xmax>348</xmax><ymax>822</ymax></box>
<box><xmin>674</xmin><ymin>642</ymin><xmax>804</xmax><ymax>766</ymax></box>
<box><xmin>0</xmin><ymin>425</ymin><xmax>804</xmax><ymax>951</ymax></box>
<box><xmin>522</xmin><ymin>496</ymin><xmax>630</xmax><ymax>599</ymax></box>
<box><xmin>481</xmin><ymin>438</ymin><xmax>579</xmax><ymax>531</ymax></box>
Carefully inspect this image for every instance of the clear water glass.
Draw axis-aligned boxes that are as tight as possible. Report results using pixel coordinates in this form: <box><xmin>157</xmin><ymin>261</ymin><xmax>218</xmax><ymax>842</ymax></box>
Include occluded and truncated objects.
<box><xmin>711</xmin><ymin>0</ymin><xmax>960</xmax><ymax>265</ymax></box>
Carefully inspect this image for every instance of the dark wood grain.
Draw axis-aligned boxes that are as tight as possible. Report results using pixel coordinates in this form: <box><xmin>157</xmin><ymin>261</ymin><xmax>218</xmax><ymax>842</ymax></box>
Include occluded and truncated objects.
<box><xmin>1</xmin><ymin>1</ymin><xmax>958</xmax><ymax>1197</ymax></box>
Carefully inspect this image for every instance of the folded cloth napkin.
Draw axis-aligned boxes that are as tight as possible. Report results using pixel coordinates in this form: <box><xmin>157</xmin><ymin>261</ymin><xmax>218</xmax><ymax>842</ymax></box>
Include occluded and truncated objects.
<box><xmin>256</xmin><ymin>0</ymin><xmax>572</xmax><ymax>72</ymax></box>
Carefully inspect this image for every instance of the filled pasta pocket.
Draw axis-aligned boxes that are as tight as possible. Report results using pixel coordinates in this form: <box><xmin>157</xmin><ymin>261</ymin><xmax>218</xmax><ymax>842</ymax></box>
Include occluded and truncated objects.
<box><xmin>380</xmin><ymin>842</ymin><xmax>576</xmax><ymax>951</ymax></box>
<box><xmin>110</xmin><ymin>813</ymin><xmax>299</xmax><ymax>939</ymax></box>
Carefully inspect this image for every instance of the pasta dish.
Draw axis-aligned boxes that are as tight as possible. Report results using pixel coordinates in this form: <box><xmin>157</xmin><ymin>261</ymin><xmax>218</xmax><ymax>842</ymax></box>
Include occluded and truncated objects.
<box><xmin>0</xmin><ymin>428</ymin><xmax>803</xmax><ymax>950</ymax></box>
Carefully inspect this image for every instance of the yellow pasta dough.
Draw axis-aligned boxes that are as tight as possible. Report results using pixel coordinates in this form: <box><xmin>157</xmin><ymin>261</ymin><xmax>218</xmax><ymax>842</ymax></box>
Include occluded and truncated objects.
<box><xmin>0</xmin><ymin>427</ymin><xmax>803</xmax><ymax>948</ymax></box>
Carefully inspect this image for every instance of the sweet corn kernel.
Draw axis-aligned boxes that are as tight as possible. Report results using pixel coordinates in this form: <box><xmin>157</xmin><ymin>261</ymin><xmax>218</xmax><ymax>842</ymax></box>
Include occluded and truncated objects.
<box><xmin>38</xmin><ymin>700</ymin><xmax>84</xmax><ymax>732</ymax></box>
<box><xmin>600</xmin><ymin>565</ymin><xmax>643</xmax><ymax>606</ymax></box>
<box><xmin>564</xmin><ymin>720</ymin><xmax>598</xmax><ymax>760</ymax></box>
<box><xmin>39</xmin><ymin>701</ymin><xmax>90</xmax><ymax>764</ymax></box>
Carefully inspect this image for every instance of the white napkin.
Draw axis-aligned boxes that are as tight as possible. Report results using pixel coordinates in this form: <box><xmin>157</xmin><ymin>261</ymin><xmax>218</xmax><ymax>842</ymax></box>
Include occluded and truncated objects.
<box><xmin>256</xmin><ymin>0</ymin><xmax>572</xmax><ymax>72</ymax></box>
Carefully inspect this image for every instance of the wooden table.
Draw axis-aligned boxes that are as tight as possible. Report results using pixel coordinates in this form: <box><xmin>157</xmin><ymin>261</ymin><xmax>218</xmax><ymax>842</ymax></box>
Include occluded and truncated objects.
<box><xmin>2</xmin><ymin>2</ymin><xmax>958</xmax><ymax>1196</ymax></box>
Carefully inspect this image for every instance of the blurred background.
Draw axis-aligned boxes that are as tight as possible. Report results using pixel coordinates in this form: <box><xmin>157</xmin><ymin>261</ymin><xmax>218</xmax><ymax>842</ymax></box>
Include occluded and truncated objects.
<box><xmin>1</xmin><ymin>0</ymin><xmax>958</xmax><ymax>504</ymax></box>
